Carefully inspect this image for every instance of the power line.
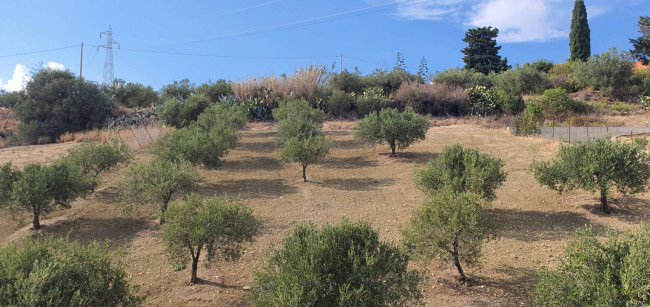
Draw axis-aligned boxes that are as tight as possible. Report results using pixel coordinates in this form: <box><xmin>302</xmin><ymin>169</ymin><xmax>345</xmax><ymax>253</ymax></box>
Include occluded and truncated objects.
<box><xmin>89</xmin><ymin>45</ymin><xmax>338</xmax><ymax>60</ymax></box>
<box><xmin>148</xmin><ymin>0</ymin><xmax>436</xmax><ymax>48</ymax></box>
<box><xmin>0</xmin><ymin>45</ymin><xmax>80</xmax><ymax>58</ymax></box>
<box><xmin>214</xmin><ymin>0</ymin><xmax>282</xmax><ymax>17</ymax></box>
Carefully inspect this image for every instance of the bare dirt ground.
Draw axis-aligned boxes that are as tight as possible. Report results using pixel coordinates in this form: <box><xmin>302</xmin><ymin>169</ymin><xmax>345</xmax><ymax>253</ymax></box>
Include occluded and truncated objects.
<box><xmin>1</xmin><ymin>122</ymin><xmax>649</xmax><ymax>306</ymax></box>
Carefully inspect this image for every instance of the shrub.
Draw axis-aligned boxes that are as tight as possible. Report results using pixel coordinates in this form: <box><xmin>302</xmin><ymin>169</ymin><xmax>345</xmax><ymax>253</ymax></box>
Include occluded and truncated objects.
<box><xmin>327</xmin><ymin>89</ymin><xmax>356</xmax><ymax>117</ymax></box>
<box><xmin>254</xmin><ymin>219</ymin><xmax>422</xmax><ymax>306</ymax></box>
<box><xmin>158</xmin><ymin>95</ymin><xmax>211</xmax><ymax>128</ymax></box>
<box><xmin>356</xmin><ymin>87</ymin><xmax>388</xmax><ymax>116</ymax></box>
<box><xmin>466</xmin><ymin>85</ymin><xmax>497</xmax><ymax>116</ymax></box>
<box><xmin>540</xmin><ymin>88</ymin><xmax>590</xmax><ymax>118</ymax></box>
<box><xmin>195</xmin><ymin>79</ymin><xmax>233</xmax><ymax>103</ymax></box>
<box><xmin>494</xmin><ymin>64</ymin><xmax>551</xmax><ymax>95</ymax></box>
<box><xmin>102</xmin><ymin>79</ymin><xmax>159</xmax><ymax>108</ymax></box>
<box><xmin>118</xmin><ymin>157</ymin><xmax>202</xmax><ymax>224</ymax></box>
<box><xmin>495</xmin><ymin>89</ymin><xmax>525</xmax><ymax>114</ymax></box>
<box><xmin>534</xmin><ymin>224</ymin><xmax>650</xmax><ymax>306</ymax></box>
<box><xmin>572</xmin><ymin>48</ymin><xmax>634</xmax><ymax>97</ymax></box>
<box><xmin>330</xmin><ymin>69</ymin><xmax>364</xmax><ymax>94</ymax></box>
<box><xmin>431</xmin><ymin>68</ymin><xmax>494</xmax><ymax>89</ymax></box>
<box><xmin>403</xmin><ymin>189</ymin><xmax>500</xmax><ymax>282</ymax></box>
<box><xmin>531</xmin><ymin>136</ymin><xmax>650</xmax><ymax>213</ymax></box>
<box><xmin>0</xmin><ymin>236</ymin><xmax>142</xmax><ymax>306</ymax></box>
<box><xmin>59</xmin><ymin>140</ymin><xmax>131</xmax><ymax>184</ymax></box>
<box><xmin>355</xmin><ymin>107</ymin><xmax>429</xmax><ymax>157</ymax></box>
<box><xmin>362</xmin><ymin>68</ymin><xmax>417</xmax><ymax>96</ymax></box>
<box><xmin>160</xmin><ymin>78</ymin><xmax>195</xmax><ymax>101</ymax></box>
<box><xmin>163</xmin><ymin>193</ymin><xmax>259</xmax><ymax>284</ymax></box>
<box><xmin>154</xmin><ymin>124</ymin><xmax>237</xmax><ymax>169</ymax></box>
<box><xmin>0</xmin><ymin>162</ymin><xmax>94</xmax><ymax>229</ymax></box>
<box><xmin>513</xmin><ymin>102</ymin><xmax>544</xmax><ymax>136</ymax></box>
<box><xmin>592</xmin><ymin>101</ymin><xmax>639</xmax><ymax>114</ymax></box>
<box><xmin>548</xmin><ymin>62</ymin><xmax>581</xmax><ymax>92</ymax></box>
<box><xmin>394</xmin><ymin>81</ymin><xmax>436</xmax><ymax>114</ymax></box>
<box><xmin>415</xmin><ymin>143</ymin><xmax>507</xmax><ymax>201</ymax></box>
<box><xmin>15</xmin><ymin>69</ymin><xmax>115</xmax><ymax>143</ymax></box>
<box><xmin>526</xmin><ymin>59</ymin><xmax>554</xmax><ymax>73</ymax></box>
<box><xmin>195</xmin><ymin>102</ymin><xmax>248</xmax><ymax>131</ymax></box>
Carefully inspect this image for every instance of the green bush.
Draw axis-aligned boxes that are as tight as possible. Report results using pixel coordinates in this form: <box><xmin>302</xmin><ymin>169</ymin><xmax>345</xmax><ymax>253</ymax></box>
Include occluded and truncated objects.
<box><xmin>327</xmin><ymin>89</ymin><xmax>356</xmax><ymax>117</ymax></box>
<box><xmin>466</xmin><ymin>85</ymin><xmax>497</xmax><ymax>116</ymax></box>
<box><xmin>403</xmin><ymin>189</ymin><xmax>500</xmax><ymax>282</ymax></box>
<box><xmin>513</xmin><ymin>102</ymin><xmax>544</xmax><ymax>136</ymax></box>
<box><xmin>414</xmin><ymin>143</ymin><xmax>507</xmax><ymax>201</ymax></box>
<box><xmin>102</xmin><ymin>79</ymin><xmax>159</xmax><ymax>108</ymax></box>
<box><xmin>0</xmin><ymin>236</ymin><xmax>142</xmax><ymax>306</ymax></box>
<box><xmin>60</xmin><ymin>141</ymin><xmax>131</xmax><ymax>183</ymax></box>
<box><xmin>572</xmin><ymin>48</ymin><xmax>634</xmax><ymax>97</ymax></box>
<box><xmin>154</xmin><ymin>124</ymin><xmax>237</xmax><ymax>169</ymax></box>
<box><xmin>362</xmin><ymin>68</ymin><xmax>417</xmax><ymax>96</ymax></box>
<box><xmin>355</xmin><ymin>107</ymin><xmax>429</xmax><ymax>157</ymax></box>
<box><xmin>592</xmin><ymin>101</ymin><xmax>639</xmax><ymax>114</ymax></box>
<box><xmin>526</xmin><ymin>59</ymin><xmax>554</xmax><ymax>73</ymax></box>
<box><xmin>494</xmin><ymin>65</ymin><xmax>551</xmax><ymax>95</ymax></box>
<box><xmin>548</xmin><ymin>62</ymin><xmax>581</xmax><ymax>92</ymax></box>
<box><xmin>431</xmin><ymin>68</ymin><xmax>494</xmax><ymax>89</ymax></box>
<box><xmin>495</xmin><ymin>89</ymin><xmax>525</xmax><ymax>114</ymax></box>
<box><xmin>195</xmin><ymin>79</ymin><xmax>233</xmax><ymax>103</ymax></box>
<box><xmin>163</xmin><ymin>193</ymin><xmax>259</xmax><ymax>284</ymax></box>
<box><xmin>330</xmin><ymin>70</ymin><xmax>364</xmax><ymax>94</ymax></box>
<box><xmin>253</xmin><ymin>219</ymin><xmax>422</xmax><ymax>306</ymax></box>
<box><xmin>540</xmin><ymin>88</ymin><xmax>590</xmax><ymax>118</ymax></box>
<box><xmin>160</xmin><ymin>79</ymin><xmax>195</xmax><ymax>101</ymax></box>
<box><xmin>195</xmin><ymin>102</ymin><xmax>248</xmax><ymax>131</ymax></box>
<box><xmin>534</xmin><ymin>225</ymin><xmax>650</xmax><ymax>306</ymax></box>
<box><xmin>15</xmin><ymin>69</ymin><xmax>115</xmax><ymax>143</ymax></box>
<box><xmin>356</xmin><ymin>87</ymin><xmax>388</xmax><ymax>116</ymax></box>
<box><xmin>158</xmin><ymin>95</ymin><xmax>211</xmax><ymax>128</ymax></box>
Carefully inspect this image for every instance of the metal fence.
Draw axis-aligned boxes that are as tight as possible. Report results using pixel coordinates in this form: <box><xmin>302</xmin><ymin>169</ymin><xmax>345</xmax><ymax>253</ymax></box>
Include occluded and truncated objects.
<box><xmin>539</xmin><ymin>126</ymin><xmax>650</xmax><ymax>142</ymax></box>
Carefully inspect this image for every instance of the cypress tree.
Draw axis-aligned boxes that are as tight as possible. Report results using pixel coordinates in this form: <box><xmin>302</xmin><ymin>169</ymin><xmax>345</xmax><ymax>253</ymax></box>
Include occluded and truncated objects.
<box><xmin>569</xmin><ymin>0</ymin><xmax>590</xmax><ymax>61</ymax></box>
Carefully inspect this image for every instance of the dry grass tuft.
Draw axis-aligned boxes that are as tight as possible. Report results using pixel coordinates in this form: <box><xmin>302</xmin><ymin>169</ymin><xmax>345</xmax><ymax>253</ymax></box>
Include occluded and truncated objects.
<box><xmin>59</xmin><ymin>124</ymin><xmax>173</xmax><ymax>152</ymax></box>
<box><xmin>232</xmin><ymin>65</ymin><xmax>329</xmax><ymax>104</ymax></box>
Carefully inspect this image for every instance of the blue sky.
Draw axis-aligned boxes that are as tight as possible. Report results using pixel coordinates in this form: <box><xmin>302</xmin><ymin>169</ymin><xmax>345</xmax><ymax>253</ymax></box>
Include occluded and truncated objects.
<box><xmin>0</xmin><ymin>0</ymin><xmax>646</xmax><ymax>91</ymax></box>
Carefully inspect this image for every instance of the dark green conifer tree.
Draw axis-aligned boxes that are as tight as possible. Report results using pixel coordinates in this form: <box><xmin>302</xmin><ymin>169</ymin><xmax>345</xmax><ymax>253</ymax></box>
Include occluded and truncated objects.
<box><xmin>569</xmin><ymin>0</ymin><xmax>590</xmax><ymax>61</ymax></box>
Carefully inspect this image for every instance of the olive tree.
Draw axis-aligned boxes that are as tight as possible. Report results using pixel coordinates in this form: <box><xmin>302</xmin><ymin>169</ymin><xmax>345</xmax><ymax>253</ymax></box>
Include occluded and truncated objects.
<box><xmin>415</xmin><ymin>144</ymin><xmax>507</xmax><ymax>201</ymax></box>
<box><xmin>0</xmin><ymin>162</ymin><xmax>93</xmax><ymax>230</ymax></box>
<box><xmin>535</xmin><ymin>224</ymin><xmax>650</xmax><ymax>306</ymax></box>
<box><xmin>118</xmin><ymin>158</ymin><xmax>202</xmax><ymax>224</ymax></box>
<box><xmin>59</xmin><ymin>140</ymin><xmax>131</xmax><ymax>186</ymax></box>
<box><xmin>531</xmin><ymin>136</ymin><xmax>650</xmax><ymax>214</ymax></box>
<box><xmin>274</xmin><ymin>99</ymin><xmax>330</xmax><ymax>182</ymax></box>
<box><xmin>403</xmin><ymin>189</ymin><xmax>500</xmax><ymax>282</ymax></box>
<box><xmin>254</xmin><ymin>219</ymin><xmax>422</xmax><ymax>306</ymax></box>
<box><xmin>354</xmin><ymin>107</ymin><xmax>429</xmax><ymax>157</ymax></box>
<box><xmin>162</xmin><ymin>194</ymin><xmax>259</xmax><ymax>284</ymax></box>
<box><xmin>0</xmin><ymin>236</ymin><xmax>142</xmax><ymax>306</ymax></box>
<box><xmin>154</xmin><ymin>103</ymin><xmax>244</xmax><ymax>169</ymax></box>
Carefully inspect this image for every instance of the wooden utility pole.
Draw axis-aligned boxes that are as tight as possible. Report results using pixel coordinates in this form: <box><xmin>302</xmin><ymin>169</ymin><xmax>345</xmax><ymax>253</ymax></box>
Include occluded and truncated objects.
<box><xmin>79</xmin><ymin>42</ymin><xmax>84</xmax><ymax>78</ymax></box>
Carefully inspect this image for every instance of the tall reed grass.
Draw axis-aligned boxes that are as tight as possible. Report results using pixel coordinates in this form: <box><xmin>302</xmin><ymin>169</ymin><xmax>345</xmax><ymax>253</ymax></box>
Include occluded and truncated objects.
<box><xmin>59</xmin><ymin>124</ymin><xmax>173</xmax><ymax>152</ymax></box>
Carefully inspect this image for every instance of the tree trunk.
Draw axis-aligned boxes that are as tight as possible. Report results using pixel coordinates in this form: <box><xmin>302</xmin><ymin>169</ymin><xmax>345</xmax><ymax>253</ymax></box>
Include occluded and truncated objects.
<box><xmin>452</xmin><ymin>241</ymin><xmax>466</xmax><ymax>282</ymax></box>
<box><xmin>390</xmin><ymin>141</ymin><xmax>396</xmax><ymax>157</ymax></box>
<box><xmin>302</xmin><ymin>164</ymin><xmax>307</xmax><ymax>183</ymax></box>
<box><xmin>160</xmin><ymin>196</ymin><xmax>171</xmax><ymax>225</ymax></box>
<box><xmin>32</xmin><ymin>204</ymin><xmax>40</xmax><ymax>230</ymax></box>
<box><xmin>190</xmin><ymin>255</ymin><xmax>199</xmax><ymax>284</ymax></box>
<box><xmin>600</xmin><ymin>189</ymin><xmax>611</xmax><ymax>214</ymax></box>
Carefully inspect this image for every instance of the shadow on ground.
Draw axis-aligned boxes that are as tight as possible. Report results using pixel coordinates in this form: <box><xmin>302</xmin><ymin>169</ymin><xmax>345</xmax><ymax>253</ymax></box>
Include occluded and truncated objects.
<box><xmin>322</xmin><ymin>156</ymin><xmax>378</xmax><ymax>169</ymax></box>
<box><xmin>321</xmin><ymin>177</ymin><xmax>395</xmax><ymax>191</ymax></box>
<box><xmin>37</xmin><ymin>217</ymin><xmax>151</xmax><ymax>249</ymax></box>
<box><xmin>580</xmin><ymin>196</ymin><xmax>650</xmax><ymax>224</ymax></box>
<box><xmin>202</xmin><ymin>178</ymin><xmax>298</xmax><ymax>199</ymax></box>
<box><xmin>490</xmin><ymin>208</ymin><xmax>605</xmax><ymax>242</ymax></box>
<box><xmin>379</xmin><ymin>151</ymin><xmax>439</xmax><ymax>164</ymax></box>
<box><xmin>222</xmin><ymin>156</ymin><xmax>283</xmax><ymax>171</ymax></box>
<box><xmin>236</xmin><ymin>141</ymin><xmax>277</xmax><ymax>154</ymax></box>
<box><xmin>471</xmin><ymin>265</ymin><xmax>537</xmax><ymax>306</ymax></box>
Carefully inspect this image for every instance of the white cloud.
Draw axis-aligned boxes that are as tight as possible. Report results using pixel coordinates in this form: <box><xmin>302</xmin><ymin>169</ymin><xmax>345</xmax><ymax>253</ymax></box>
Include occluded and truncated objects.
<box><xmin>467</xmin><ymin>0</ymin><xmax>569</xmax><ymax>43</ymax></box>
<box><xmin>0</xmin><ymin>64</ymin><xmax>30</xmax><ymax>92</ymax></box>
<box><xmin>395</xmin><ymin>0</ymin><xmax>465</xmax><ymax>20</ymax></box>
<box><xmin>391</xmin><ymin>0</ymin><xmax>620</xmax><ymax>43</ymax></box>
<box><xmin>46</xmin><ymin>62</ymin><xmax>65</xmax><ymax>70</ymax></box>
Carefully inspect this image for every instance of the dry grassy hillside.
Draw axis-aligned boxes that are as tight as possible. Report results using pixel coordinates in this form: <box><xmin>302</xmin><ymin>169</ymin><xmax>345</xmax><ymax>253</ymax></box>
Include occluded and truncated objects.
<box><xmin>0</xmin><ymin>123</ymin><xmax>648</xmax><ymax>306</ymax></box>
